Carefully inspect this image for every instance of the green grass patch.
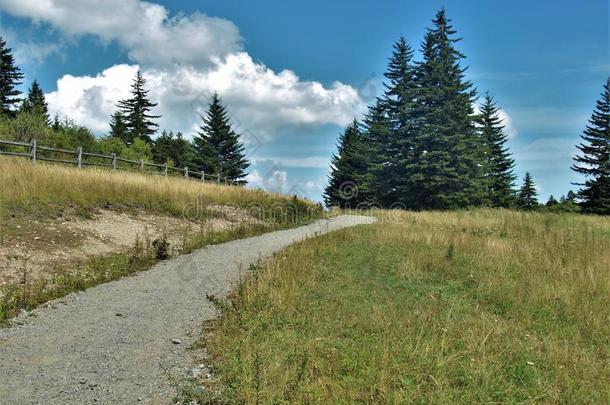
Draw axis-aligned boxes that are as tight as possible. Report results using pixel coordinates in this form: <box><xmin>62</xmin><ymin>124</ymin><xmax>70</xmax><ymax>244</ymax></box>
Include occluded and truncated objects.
<box><xmin>200</xmin><ymin>210</ymin><xmax>610</xmax><ymax>403</ymax></box>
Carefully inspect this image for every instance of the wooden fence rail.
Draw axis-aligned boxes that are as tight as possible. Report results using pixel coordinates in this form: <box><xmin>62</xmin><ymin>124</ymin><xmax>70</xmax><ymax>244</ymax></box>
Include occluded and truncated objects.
<box><xmin>0</xmin><ymin>138</ymin><xmax>235</xmax><ymax>186</ymax></box>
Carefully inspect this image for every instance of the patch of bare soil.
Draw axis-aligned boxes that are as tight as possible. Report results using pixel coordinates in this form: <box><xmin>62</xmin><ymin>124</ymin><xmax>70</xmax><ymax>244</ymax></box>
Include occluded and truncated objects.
<box><xmin>0</xmin><ymin>207</ymin><xmax>260</xmax><ymax>287</ymax></box>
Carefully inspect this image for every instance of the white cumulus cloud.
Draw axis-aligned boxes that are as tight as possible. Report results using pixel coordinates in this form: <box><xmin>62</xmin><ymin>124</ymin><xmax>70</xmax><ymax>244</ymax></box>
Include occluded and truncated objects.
<box><xmin>45</xmin><ymin>55</ymin><xmax>363</xmax><ymax>137</ymax></box>
<box><xmin>2</xmin><ymin>0</ymin><xmax>365</xmax><ymax>140</ymax></box>
<box><xmin>473</xmin><ymin>103</ymin><xmax>518</xmax><ymax>139</ymax></box>
<box><xmin>0</xmin><ymin>0</ymin><xmax>241</xmax><ymax>67</ymax></box>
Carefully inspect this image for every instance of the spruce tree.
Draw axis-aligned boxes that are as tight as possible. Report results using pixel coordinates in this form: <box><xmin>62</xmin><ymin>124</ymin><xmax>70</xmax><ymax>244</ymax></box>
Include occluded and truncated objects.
<box><xmin>0</xmin><ymin>36</ymin><xmax>24</xmax><ymax>117</ymax></box>
<box><xmin>193</xmin><ymin>94</ymin><xmax>249</xmax><ymax>184</ymax></box>
<box><xmin>21</xmin><ymin>80</ymin><xmax>50</xmax><ymax>124</ymax></box>
<box><xmin>117</xmin><ymin>70</ymin><xmax>160</xmax><ymax>144</ymax></box>
<box><xmin>153</xmin><ymin>131</ymin><xmax>195</xmax><ymax>168</ymax></box>
<box><xmin>381</xmin><ymin>37</ymin><xmax>418</xmax><ymax>207</ymax></box>
<box><xmin>478</xmin><ymin>93</ymin><xmax>516</xmax><ymax>207</ymax></box>
<box><xmin>572</xmin><ymin>78</ymin><xmax>610</xmax><ymax>215</ymax></box>
<box><xmin>411</xmin><ymin>9</ymin><xmax>484</xmax><ymax>209</ymax></box>
<box><xmin>324</xmin><ymin>120</ymin><xmax>367</xmax><ymax>208</ymax></box>
<box><xmin>109</xmin><ymin>111</ymin><xmax>129</xmax><ymax>143</ymax></box>
<box><xmin>517</xmin><ymin>172</ymin><xmax>538</xmax><ymax>210</ymax></box>
<box><xmin>51</xmin><ymin>114</ymin><xmax>61</xmax><ymax>132</ymax></box>
<box><xmin>360</xmin><ymin>100</ymin><xmax>392</xmax><ymax>206</ymax></box>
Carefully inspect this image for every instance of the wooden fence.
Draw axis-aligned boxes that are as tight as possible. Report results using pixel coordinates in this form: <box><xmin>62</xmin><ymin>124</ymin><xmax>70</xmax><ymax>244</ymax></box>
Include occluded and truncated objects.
<box><xmin>0</xmin><ymin>138</ymin><xmax>235</xmax><ymax>185</ymax></box>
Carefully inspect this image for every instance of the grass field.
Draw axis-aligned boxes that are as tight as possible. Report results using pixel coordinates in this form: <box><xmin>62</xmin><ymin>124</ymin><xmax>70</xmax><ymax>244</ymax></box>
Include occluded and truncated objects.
<box><xmin>200</xmin><ymin>209</ymin><xmax>610</xmax><ymax>403</ymax></box>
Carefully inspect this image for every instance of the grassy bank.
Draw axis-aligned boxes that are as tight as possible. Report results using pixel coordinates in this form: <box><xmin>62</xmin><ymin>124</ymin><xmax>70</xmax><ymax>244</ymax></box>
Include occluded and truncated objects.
<box><xmin>201</xmin><ymin>209</ymin><xmax>610</xmax><ymax>403</ymax></box>
<box><xmin>0</xmin><ymin>157</ymin><xmax>317</xmax><ymax>220</ymax></box>
<box><xmin>0</xmin><ymin>157</ymin><xmax>322</xmax><ymax>322</ymax></box>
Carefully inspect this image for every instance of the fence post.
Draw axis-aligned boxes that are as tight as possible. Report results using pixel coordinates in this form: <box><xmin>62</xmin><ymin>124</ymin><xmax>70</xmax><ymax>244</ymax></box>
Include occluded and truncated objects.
<box><xmin>201</xmin><ymin>170</ymin><xmax>205</xmax><ymax>182</ymax></box>
<box><xmin>217</xmin><ymin>173</ymin><xmax>221</xmax><ymax>183</ymax></box>
<box><xmin>111</xmin><ymin>153</ymin><xmax>117</xmax><ymax>170</ymax></box>
<box><xmin>184</xmin><ymin>167</ymin><xmax>189</xmax><ymax>178</ymax></box>
<box><xmin>224</xmin><ymin>177</ymin><xmax>228</xmax><ymax>185</ymax></box>
<box><xmin>163</xmin><ymin>163</ymin><xmax>168</xmax><ymax>176</ymax></box>
<box><xmin>31</xmin><ymin>139</ymin><xmax>37</xmax><ymax>163</ymax></box>
<box><xmin>77</xmin><ymin>147</ymin><xmax>82</xmax><ymax>169</ymax></box>
<box><xmin>140</xmin><ymin>159</ymin><xmax>144</xmax><ymax>171</ymax></box>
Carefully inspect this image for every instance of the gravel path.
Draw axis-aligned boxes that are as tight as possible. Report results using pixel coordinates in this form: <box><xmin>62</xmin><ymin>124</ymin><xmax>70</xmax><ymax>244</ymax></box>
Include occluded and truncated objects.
<box><xmin>0</xmin><ymin>215</ymin><xmax>374</xmax><ymax>404</ymax></box>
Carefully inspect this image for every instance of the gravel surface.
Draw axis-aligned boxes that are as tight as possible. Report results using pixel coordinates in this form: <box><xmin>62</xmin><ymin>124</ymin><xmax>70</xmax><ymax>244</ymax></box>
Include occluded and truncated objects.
<box><xmin>0</xmin><ymin>215</ymin><xmax>374</xmax><ymax>404</ymax></box>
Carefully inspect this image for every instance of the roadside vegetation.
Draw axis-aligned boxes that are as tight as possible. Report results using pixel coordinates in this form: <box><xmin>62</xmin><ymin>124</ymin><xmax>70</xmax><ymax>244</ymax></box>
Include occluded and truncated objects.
<box><xmin>0</xmin><ymin>157</ymin><xmax>321</xmax><ymax>323</ymax></box>
<box><xmin>199</xmin><ymin>209</ymin><xmax>610</xmax><ymax>403</ymax></box>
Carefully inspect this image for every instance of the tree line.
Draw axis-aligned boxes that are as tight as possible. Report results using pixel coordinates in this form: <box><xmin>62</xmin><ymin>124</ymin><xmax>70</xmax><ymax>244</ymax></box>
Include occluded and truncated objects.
<box><xmin>324</xmin><ymin>9</ymin><xmax>609</xmax><ymax>215</ymax></box>
<box><xmin>0</xmin><ymin>18</ymin><xmax>608</xmax><ymax>213</ymax></box>
<box><xmin>0</xmin><ymin>37</ymin><xmax>250</xmax><ymax>184</ymax></box>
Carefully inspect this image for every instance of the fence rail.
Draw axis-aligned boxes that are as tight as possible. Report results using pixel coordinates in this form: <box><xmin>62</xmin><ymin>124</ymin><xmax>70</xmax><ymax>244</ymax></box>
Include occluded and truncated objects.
<box><xmin>0</xmin><ymin>138</ymin><xmax>235</xmax><ymax>186</ymax></box>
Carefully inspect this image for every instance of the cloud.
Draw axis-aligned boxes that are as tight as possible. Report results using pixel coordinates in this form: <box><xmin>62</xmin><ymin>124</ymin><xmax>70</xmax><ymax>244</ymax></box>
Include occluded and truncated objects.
<box><xmin>245</xmin><ymin>168</ymin><xmax>288</xmax><ymax>193</ymax></box>
<box><xmin>496</xmin><ymin>108</ymin><xmax>518</xmax><ymax>138</ymax></box>
<box><xmin>473</xmin><ymin>103</ymin><xmax>518</xmax><ymax>138</ymax></box>
<box><xmin>0</xmin><ymin>27</ymin><xmax>63</xmax><ymax>67</ymax></box>
<box><xmin>4</xmin><ymin>0</ymin><xmax>365</xmax><ymax>138</ymax></box>
<box><xmin>253</xmin><ymin>156</ymin><xmax>330</xmax><ymax>168</ymax></box>
<box><xmin>0</xmin><ymin>0</ymin><xmax>241</xmax><ymax>68</ymax></box>
<box><xmin>45</xmin><ymin>56</ymin><xmax>363</xmax><ymax>138</ymax></box>
<box><xmin>45</xmin><ymin>64</ymin><xmax>137</xmax><ymax>132</ymax></box>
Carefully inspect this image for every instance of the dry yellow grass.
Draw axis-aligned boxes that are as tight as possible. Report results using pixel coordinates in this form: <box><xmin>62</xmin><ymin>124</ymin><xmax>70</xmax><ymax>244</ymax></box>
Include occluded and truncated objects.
<box><xmin>0</xmin><ymin>157</ymin><xmax>318</xmax><ymax>220</ymax></box>
<box><xmin>200</xmin><ymin>209</ymin><xmax>610</xmax><ymax>403</ymax></box>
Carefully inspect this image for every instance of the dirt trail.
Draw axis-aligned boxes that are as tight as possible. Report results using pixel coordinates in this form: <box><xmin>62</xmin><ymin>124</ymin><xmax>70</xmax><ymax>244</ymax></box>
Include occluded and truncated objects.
<box><xmin>0</xmin><ymin>215</ymin><xmax>374</xmax><ymax>404</ymax></box>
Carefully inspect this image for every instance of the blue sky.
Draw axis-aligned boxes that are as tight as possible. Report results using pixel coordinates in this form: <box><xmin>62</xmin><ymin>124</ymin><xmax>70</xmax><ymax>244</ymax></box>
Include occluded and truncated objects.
<box><xmin>1</xmin><ymin>0</ymin><xmax>608</xmax><ymax>202</ymax></box>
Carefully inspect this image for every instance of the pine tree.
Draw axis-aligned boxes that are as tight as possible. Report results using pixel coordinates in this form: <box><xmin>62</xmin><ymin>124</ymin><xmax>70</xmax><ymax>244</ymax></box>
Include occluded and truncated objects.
<box><xmin>478</xmin><ymin>93</ymin><xmax>516</xmax><ymax>207</ymax></box>
<box><xmin>411</xmin><ymin>9</ymin><xmax>484</xmax><ymax>209</ymax></box>
<box><xmin>117</xmin><ymin>70</ymin><xmax>160</xmax><ymax>144</ymax></box>
<box><xmin>153</xmin><ymin>131</ymin><xmax>195</xmax><ymax>168</ymax></box>
<box><xmin>517</xmin><ymin>172</ymin><xmax>538</xmax><ymax>210</ymax></box>
<box><xmin>360</xmin><ymin>100</ymin><xmax>392</xmax><ymax>206</ymax></box>
<box><xmin>324</xmin><ymin>120</ymin><xmax>367</xmax><ymax>208</ymax></box>
<box><xmin>572</xmin><ymin>78</ymin><xmax>610</xmax><ymax>215</ymax></box>
<box><xmin>51</xmin><ymin>114</ymin><xmax>61</xmax><ymax>132</ymax></box>
<box><xmin>193</xmin><ymin>94</ymin><xmax>249</xmax><ymax>184</ymax></box>
<box><xmin>109</xmin><ymin>111</ymin><xmax>129</xmax><ymax>142</ymax></box>
<box><xmin>0</xmin><ymin>36</ymin><xmax>24</xmax><ymax>117</ymax></box>
<box><xmin>21</xmin><ymin>80</ymin><xmax>50</xmax><ymax>124</ymax></box>
<box><xmin>381</xmin><ymin>37</ymin><xmax>418</xmax><ymax>207</ymax></box>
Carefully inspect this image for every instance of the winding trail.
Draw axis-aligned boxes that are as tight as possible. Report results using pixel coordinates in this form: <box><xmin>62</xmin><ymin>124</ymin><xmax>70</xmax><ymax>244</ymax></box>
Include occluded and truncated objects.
<box><xmin>0</xmin><ymin>215</ymin><xmax>374</xmax><ymax>404</ymax></box>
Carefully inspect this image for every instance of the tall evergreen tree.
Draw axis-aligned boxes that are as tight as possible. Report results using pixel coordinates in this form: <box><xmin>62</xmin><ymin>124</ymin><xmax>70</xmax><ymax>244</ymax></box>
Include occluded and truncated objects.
<box><xmin>117</xmin><ymin>70</ymin><xmax>160</xmax><ymax>144</ymax></box>
<box><xmin>477</xmin><ymin>93</ymin><xmax>516</xmax><ymax>207</ymax></box>
<box><xmin>109</xmin><ymin>111</ymin><xmax>129</xmax><ymax>142</ymax></box>
<box><xmin>381</xmin><ymin>37</ymin><xmax>418</xmax><ymax>207</ymax></box>
<box><xmin>360</xmin><ymin>100</ymin><xmax>393</xmax><ymax>206</ymax></box>
<box><xmin>193</xmin><ymin>93</ymin><xmax>249</xmax><ymax>184</ymax></box>
<box><xmin>517</xmin><ymin>172</ymin><xmax>538</xmax><ymax>210</ymax></box>
<box><xmin>572</xmin><ymin>78</ymin><xmax>610</xmax><ymax>215</ymax></box>
<box><xmin>0</xmin><ymin>36</ymin><xmax>24</xmax><ymax>117</ymax></box>
<box><xmin>410</xmin><ymin>9</ymin><xmax>484</xmax><ymax>209</ymax></box>
<box><xmin>324</xmin><ymin>120</ymin><xmax>367</xmax><ymax>208</ymax></box>
<box><xmin>21</xmin><ymin>80</ymin><xmax>50</xmax><ymax>124</ymax></box>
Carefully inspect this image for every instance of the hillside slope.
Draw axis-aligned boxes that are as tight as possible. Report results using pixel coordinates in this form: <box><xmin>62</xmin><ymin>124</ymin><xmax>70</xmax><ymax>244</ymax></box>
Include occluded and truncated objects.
<box><xmin>0</xmin><ymin>157</ymin><xmax>321</xmax><ymax>321</ymax></box>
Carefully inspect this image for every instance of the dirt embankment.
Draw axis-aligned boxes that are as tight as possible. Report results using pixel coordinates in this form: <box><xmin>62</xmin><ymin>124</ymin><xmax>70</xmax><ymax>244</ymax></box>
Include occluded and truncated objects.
<box><xmin>0</xmin><ymin>206</ymin><xmax>260</xmax><ymax>286</ymax></box>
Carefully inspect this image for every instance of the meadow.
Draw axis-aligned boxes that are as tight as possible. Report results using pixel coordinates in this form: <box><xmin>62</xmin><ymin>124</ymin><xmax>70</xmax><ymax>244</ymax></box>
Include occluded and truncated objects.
<box><xmin>200</xmin><ymin>209</ymin><xmax>610</xmax><ymax>403</ymax></box>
